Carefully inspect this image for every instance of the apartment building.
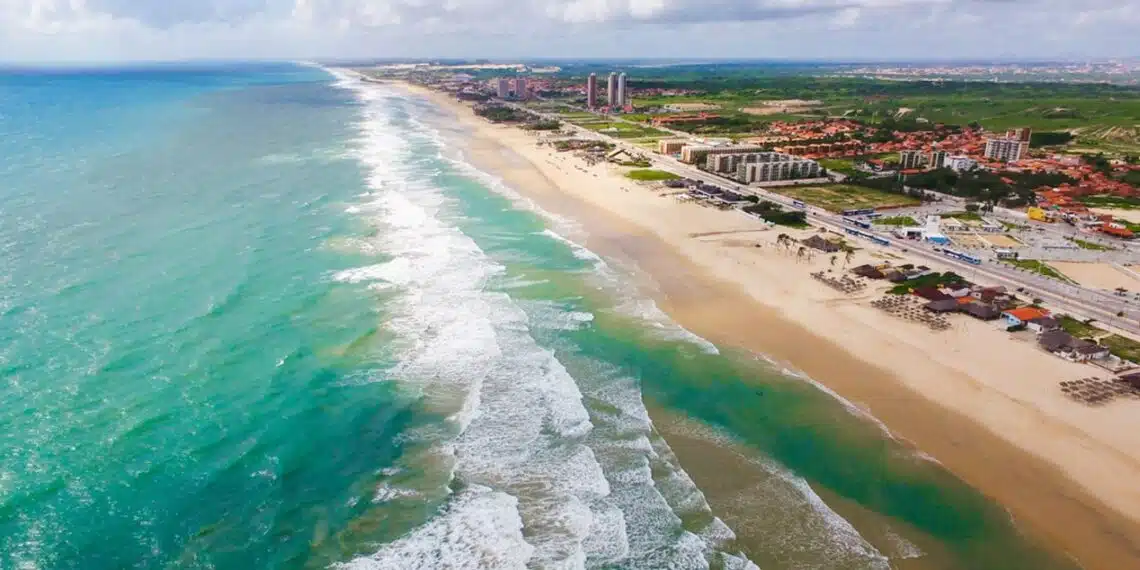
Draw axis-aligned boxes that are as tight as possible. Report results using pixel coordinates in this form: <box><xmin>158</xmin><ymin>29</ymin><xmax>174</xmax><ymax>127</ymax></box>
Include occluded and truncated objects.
<box><xmin>680</xmin><ymin>144</ymin><xmax>767</xmax><ymax>164</ymax></box>
<box><xmin>899</xmin><ymin>149</ymin><xmax>926</xmax><ymax>170</ymax></box>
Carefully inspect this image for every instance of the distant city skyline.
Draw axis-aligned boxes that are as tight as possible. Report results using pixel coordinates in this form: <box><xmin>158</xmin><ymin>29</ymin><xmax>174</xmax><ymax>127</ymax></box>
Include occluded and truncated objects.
<box><xmin>2</xmin><ymin>0</ymin><xmax>1140</xmax><ymax>63</ymax></box>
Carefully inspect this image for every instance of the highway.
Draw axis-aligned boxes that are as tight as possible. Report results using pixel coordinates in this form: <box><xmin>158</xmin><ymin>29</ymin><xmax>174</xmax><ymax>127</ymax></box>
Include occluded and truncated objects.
<box><xmin>513</xmin><ymin>101</ymin><xmax>1140</xmax><ymax>334</ymax></box>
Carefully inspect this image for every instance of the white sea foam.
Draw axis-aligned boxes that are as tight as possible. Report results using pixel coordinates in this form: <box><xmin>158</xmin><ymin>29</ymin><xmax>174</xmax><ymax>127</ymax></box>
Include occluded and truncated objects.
<box><xmin>333</xmin><ymin>77</ymin><xmax>614</xmax><ymax>568</ymax></box>
<box><xmin>884</xmin><ymin>529</ymin><xmax>926</xmax><ymax>560</ymax></box>
<box><xmin>329</xmin><ymin>71</ymin><xmax>757</xmax><ymax>570</ymax></box>
<box><xmin>434</xmin><ymin>133</ymin><xmax>721</xmax><ymax>356</ymax></box>
<box><xmin>372</xmin><ymin>483</ymin><xmax>420</xmax><ymax>504</ymax></box>
<box><xmin>538</xmin><ymin>229</ymin><xmax>608</xmax><ymax>269</ymax></box>
<box><xmin>336</xmin><ymin>486</ymin><xmax>534</xmax><ymax>570</ymax></box>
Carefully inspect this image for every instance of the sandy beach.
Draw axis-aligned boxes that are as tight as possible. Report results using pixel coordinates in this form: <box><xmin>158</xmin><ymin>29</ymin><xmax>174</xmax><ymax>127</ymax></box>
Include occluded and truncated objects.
<box><xmin>393</xmin><ymin>81</ymin><xmax>1140</xmax><ymax>568</ymax></box>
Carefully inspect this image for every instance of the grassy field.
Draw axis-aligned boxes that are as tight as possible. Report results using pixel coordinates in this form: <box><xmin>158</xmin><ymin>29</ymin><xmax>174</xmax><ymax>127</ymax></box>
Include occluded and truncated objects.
<box><xmin>817</xmin><ymin>158</ymin><xmax>859</xmax><ymax>176</ymax></box>
<box><xmin>623</xmin><ymin>76</ymin><xmax>1140</xmax><ymax>155</ymax></box>
<box><xmin>771</xmin><ymin>184</ymin><xmax>920</xmax><ymax>213</ymax></box>
<box><xmin>941</xmin><ymin>211</ymin><xmax>985</xmax><ymax>222</ymax></box>
<box><xmin>578</xmin><ymin>122</ymin><xmax>670</xmax><ymax>139</ymax></box>
<box><xmin>1069</xmin><ymin>238</ymin><xmax>1115</xmax><ymax>251</ymax></box>
<box><xmin>558</xmin><ymin>111</ymin><xmax>600</xmax><ymax>120</ymax></box>
<box><xmin>1101</xmin><ymin>335</ymin><xmax>1140</xmax><ymax>363</ymax></box>
<box><xmin>1079</xmin><ymin>195</ymin><xmax>1140</xmax><ymax>210</ymax></box>
<box><xmin>877</xmin><ymin>216</ymin><xmax>919</xmax><ymax>226</ymax></box>
<box><xmin>626</xmin><ymin>169</ymin><xmax>681</xmax><ymax>181</ymax></box>
<box><xmin>1058</xmin><ymin>316</ymin><xmax>1108</xmax><ymax>339</ymax></box>
<box><xmin>1002</xmin><ymin>259</ymin><xmax>1075</xmax><ymax>283</ymax></box>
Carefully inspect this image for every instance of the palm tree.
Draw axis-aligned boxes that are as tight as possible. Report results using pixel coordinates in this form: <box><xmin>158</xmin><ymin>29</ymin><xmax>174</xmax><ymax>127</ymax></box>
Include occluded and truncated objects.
<box><xmin>796</xmin><ymin>246</ymin><xmax>807</xmax><ymax>262</ymax></box>
<box><xmin>844</xmin><ymin>250</ymin><xmax>855</xmax><ymax>268</ymax></box>
<box><xmin>830</xmin><ymin>255</ymin><xmax>838</xmax><ymax>267</ymax></box>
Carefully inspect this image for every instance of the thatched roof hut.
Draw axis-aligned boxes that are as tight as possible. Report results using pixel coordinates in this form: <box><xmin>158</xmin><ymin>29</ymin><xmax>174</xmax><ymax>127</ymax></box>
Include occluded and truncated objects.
<box><xmin>803</xmin><ymin>235</ymin><xmax>842</xmax><ymax>253</ymax></box>
<box><xmin>1038</xmin><ymin>330</ymin><xmax>1073</xmax><ymax>353</ymax></box>
<box><xmin>913</xmin><ymin>287</ymin><xmax>952</xmax><ymax>302</ymax></box>
<box><xmin>925</xmin><ymin>299</ymin><xmax>960</xmax><ymax>313</ymax></box>
<box><xmin>960</xmin><ymin>303</ymin><xmax>1000</xmax><ymax>321</ymax></box>
<box><xmin>851</xmin><ymin>264</ymin><xmax>884</xmax><ymax>279</ymax></box>
<box><xmin>1120</xmin><ymin>373</ymin><xmax>1140</xmax><ymax>390</ymax></box>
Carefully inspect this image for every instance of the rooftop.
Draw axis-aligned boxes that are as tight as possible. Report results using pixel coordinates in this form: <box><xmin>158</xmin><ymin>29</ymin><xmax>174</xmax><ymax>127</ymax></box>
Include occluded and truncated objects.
<box><xmin>1003</xmin><ymin>307</ymin><xmax>1051</xmax><ymax>322</ymax></box>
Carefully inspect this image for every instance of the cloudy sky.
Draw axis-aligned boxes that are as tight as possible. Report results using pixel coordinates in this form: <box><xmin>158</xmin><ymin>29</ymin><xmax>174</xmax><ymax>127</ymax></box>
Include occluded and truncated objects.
<box><xmin>1</xmin><ymin>0</ymin><xmax>1138</xmax><ymax>63</ymax></box>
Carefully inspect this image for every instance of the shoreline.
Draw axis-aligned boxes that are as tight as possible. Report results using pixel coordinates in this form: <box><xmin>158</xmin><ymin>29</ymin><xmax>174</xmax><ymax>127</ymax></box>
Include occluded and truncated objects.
<box><xmin>385</xmin><ymin>79</ymin><xmax>1140</xmax><ymax>568</ymax></box>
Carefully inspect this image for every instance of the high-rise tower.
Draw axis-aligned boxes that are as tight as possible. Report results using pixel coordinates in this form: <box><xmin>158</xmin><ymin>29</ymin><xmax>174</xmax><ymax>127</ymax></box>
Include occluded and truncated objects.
<box><xmin>606</xmin><ymin>72</ymin><xmax>618</xmax><ymax>107</ymax></box>
<box><xmin>586</xmin><ymin>73</ymin><xmax>597</xmax><ymax>109</ymax></box>
<box><xmin>617</xmin><ymin>73</ymin><xmax>628</xmax><ymax>109</ymax></box>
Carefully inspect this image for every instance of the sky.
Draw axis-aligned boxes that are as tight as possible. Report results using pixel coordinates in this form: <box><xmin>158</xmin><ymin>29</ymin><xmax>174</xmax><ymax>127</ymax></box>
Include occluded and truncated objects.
<box><xmin>1</xmin><ymin>0</ymin><xmax>1139</xmax><ymax>63</ymax></box>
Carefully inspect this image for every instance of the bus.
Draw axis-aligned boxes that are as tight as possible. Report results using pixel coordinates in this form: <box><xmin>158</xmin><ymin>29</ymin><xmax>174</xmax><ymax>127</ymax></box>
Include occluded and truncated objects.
<box><xmin>791</xmin><ymin>200</ymin><xmax>806</xmax><ymax>209</ymax></box>
<box><xmin>842</xmin><ymin>216</ymin><xmax>872</xmax><ymax>230</ymax></box>
<box><xmin>943</xmin><ymin>249</ymin><xmax>982</xmax><ymax>265</ymax></box>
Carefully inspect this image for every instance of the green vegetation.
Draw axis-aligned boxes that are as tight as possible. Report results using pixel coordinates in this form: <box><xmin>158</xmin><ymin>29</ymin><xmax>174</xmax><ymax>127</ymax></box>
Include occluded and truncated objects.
<box><xmin>626</xmin><ymin>169</ymin><xmax>681</xmax><ymax>182</ymax></box>
<box><xmin>578</xmin><ymin>121</ymin><xmax>670</xmax><ymax>139</ymax></box>
<box><xmin>743</xmin><ymin>201</ymin><xmax>809</xmax><ymax>228</ymax></box>
<box><xmin>615</xmin><ymin>70</ymin><xmax>1140</xmax><ymax>155</ymax></box>
<box><xmin>556</xmin><ymin>111</ymin><xmax>596</xmax><ymax>118</ymax></box>
<box><xmin>1029</xmin><ymin>131</ymin><xmax>1075</xmax><ymax>147</ymax></box>
<box><xmin>817</xmin><ymin>158</ymin><xmax>859</xmax><ymax>176</ymax></box>
<box><xmin>1121</xmin><ymin>170</ymin><xmax>1140</xmax><ymax>186</ymax></box>
<box><xmin>888</xmin><ymin>271</ymin><xmax>966</xmax><ymax>295</ymax></box>
<box><xmin>619</xmin><ymin>159</ymin><xmax>652</xmax><ymax>168</ymax></box>
<box><xmin>1069</xmin><ymin>238</ymin><xmax>1115</xmax><ymax>251</ymax></box>
<box><xmin>1078</xmin><ymin>195</ymin><xmax>1140</xmax><ymax>210</ymax></box>
<box><xmin>475</xmin><ymin>105</ymin><xmax>530</xmax><ymax>123</ymax></box>
<box><xmin>876</xmin><ymin>216</ymin><xmax>919</xmax><ymax>226</ymax></box>
<box><xmin>772</xmin><ymin>184</ymin><xmax>921</xmax><ymax>213</ymax></box>
<box><xmin>1058</xmin><ymin>316</ymin><xmax>1107</xmax><ymax>339</ymax></box>
<box><xmin>1101</xmin><ymin>335</ymin><xmax>1140</xmax><ymax>363</ymax></box>
<box><xmin>902</xmin><ymin>168</ymin><xmax>1075</xmax><ymax>207</ymax></box>
<box><xmin>621</xmin><ymin>113</ymin><xmax>653</xmax><ymax>123</ymax></box>
<box><xmin>942</xmin><ymin>211</ymin><xmax>984</xmax><ymax>222</ymax></box>
<box><xmin>523</xmin><ymin>120</ymin><xmax>562</xmax><ymax>131</ymax></box>
<box><xmin>665</xmin><ymin>115</ymin><xmax>770</xmax><ymax>135</ymax></box>
<box><xmin>1002</xmin><ymin>259</ymin><xmax>1074</xmax><ymax>283</ymax></box>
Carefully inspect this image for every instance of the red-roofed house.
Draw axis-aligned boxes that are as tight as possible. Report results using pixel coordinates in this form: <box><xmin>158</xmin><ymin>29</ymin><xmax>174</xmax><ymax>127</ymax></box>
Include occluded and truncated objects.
<box><xmin>1101</xmin><ymin>225</ymin><xmax>1135</xmax><ymax>239</ymax></box>
<box><xmin>1002</xmin><ymin>307</ymin><xmax>1050</xmax><ymax>327</ymax></box>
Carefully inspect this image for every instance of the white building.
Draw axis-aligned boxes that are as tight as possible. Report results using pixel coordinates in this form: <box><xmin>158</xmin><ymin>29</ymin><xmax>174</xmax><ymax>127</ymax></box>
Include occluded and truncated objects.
<box><xmin>680</xmin><ymin>144</ymin><xmax>767</xmax><ymax>164</ymax></box>
<box><xmin>945</xmin><ymin>155</ymin><xmax>977</xmax><ymax>172</ymax></box>
<box><xmin>713</xmin><ymin>152</ymin><xmax>821</xmax><ymax>183</ymax></box>
<box><xmin>899</xmin><ymin>150</ymin><xmax>925</xmax><ymax>170</ymax></box>
<box><xmin>606</xmin><ymin>73</ymin><xmax>618</xmax><ymax>107</ymax></box>
<box><xmin>984</xmin><ymin>137</ymin><xmax>1028</xmax><ymax>162</ymax></box>
<box><xmin>929</xmin><ymin>150</ymin><xmax>948</xmax><ymax>169</ymax></box>
<box><xmin>617</xmin><ymin>73</ymin><xmax>628</xmax><ymax>108</ymax></box>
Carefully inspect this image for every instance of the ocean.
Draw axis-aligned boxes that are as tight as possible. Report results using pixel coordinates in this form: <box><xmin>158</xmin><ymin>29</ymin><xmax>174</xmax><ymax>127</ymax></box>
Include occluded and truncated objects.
<box><xmin>0</xmin><ymin>65</ymin><xmax>1076</xmax><ymax>569</ymax></box>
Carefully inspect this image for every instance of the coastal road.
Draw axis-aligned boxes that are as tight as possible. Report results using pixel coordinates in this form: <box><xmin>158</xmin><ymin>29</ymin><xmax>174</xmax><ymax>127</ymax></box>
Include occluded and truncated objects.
<box><xmin>657</xmin><ymin>160</ymin><xmax>1140</xmax><ymax>334</ymax></box>
<box><xmin>510</xmin><ymin>102</ymin><xmax>1140</xmax><ymax>333</ymax></box>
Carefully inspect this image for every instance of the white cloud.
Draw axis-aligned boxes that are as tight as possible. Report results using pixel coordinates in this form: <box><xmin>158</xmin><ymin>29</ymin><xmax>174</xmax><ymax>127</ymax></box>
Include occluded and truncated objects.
<box><xmin>0</xmin><ymin>0</ymin><xmax>1138</xmax><ymax>62</ymax></box>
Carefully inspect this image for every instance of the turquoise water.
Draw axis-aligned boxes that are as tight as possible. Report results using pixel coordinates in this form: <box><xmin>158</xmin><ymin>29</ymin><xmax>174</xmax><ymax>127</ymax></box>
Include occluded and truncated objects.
<box><xmin>0</xmin><ymin>66</ymin><xmax>1075</xmax><ymax>569</ymax></box>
